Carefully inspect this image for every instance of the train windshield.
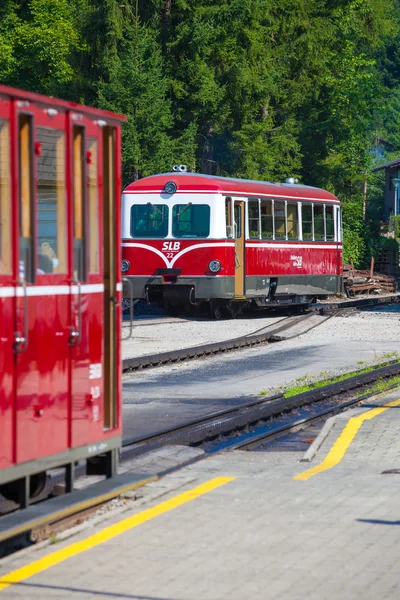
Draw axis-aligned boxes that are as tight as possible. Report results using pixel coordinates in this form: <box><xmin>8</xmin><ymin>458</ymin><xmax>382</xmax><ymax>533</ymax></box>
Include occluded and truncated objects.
<box><xmin>172</xmin><ymin>204</ymin><xmax>210</xmax><ymax>238</ymax></box>
<box><xmin>130</xmin><ymin>204</ymin><xmax>169</xmax><ymax>238</ymax></box>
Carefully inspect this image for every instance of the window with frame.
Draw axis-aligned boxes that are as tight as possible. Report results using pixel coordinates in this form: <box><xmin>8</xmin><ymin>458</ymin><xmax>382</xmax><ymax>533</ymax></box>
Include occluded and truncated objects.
<box><xmin>302</xmin><ymin>204</ymin><xmax>313</xmax><ymax>239</ymax></box>
<box><xmin>131</xmin><ymin>204</ymin><xmax>169</xmax><ymax>238</ymax></box>
<box><xmin>37</xmin><ymin>127</ymin><xmax>67</xmax><ymax>274</ymax></box>
<box><xmin>274</xmin><ymin>201</ymin><xmax>286</xmax><ymax>239</ymax></box>
<box><xmin>19</xmin><ymin>114</ymin><xmax>34</xmax><ymax>282</ymax></box>
<box><xmin>88</xmin><ymin>137</ymin><xmax>99</xmax><ymax>272</ymax></box>
<box><xmin>225</xmin><ymin>197</ymin><xmax>233</xmax><ymax>238</ymax></box>
<box><xmin>287</xmin><ymin>203</ymin><xmax>299</xmax><ymax>239</ymax></box>
<box><xmin>248</xmin><ymin>200</ymin><xmax>260</xmax><ymax>238</ymax></box>
<box><xmin>261</xmin><ymin>200</ymin><xmax>273</xmax><ymax>239</ymax></box>
<box><xmin>314</xmin><ymin>204</ymin><xmax>325</xmax><ymax>240</ymax></box>
<box><xmin>325</xmin><ymin>205</ymin><xmax>335</xmax><ymax>240</ymax></box>
<box><xmin>0</xmin><ymin>119</ymin><xmax>11</xmax><ymax>274</ymax></box>
<box><xmin>172</xmin><ymin>204</ymin><xmax>210</xmax><ymax>238</ymax></box>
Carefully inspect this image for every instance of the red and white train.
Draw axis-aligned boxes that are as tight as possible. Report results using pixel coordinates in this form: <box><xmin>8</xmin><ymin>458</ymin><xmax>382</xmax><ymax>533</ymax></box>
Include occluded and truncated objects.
<box><xmin>0</xmin><ymin>85</ymin><xmax>124</xmax><ymax>506</ymax></box>
<box><xmin>122</xmin><ymin>167</ymin><xmax>343</xmax><ymax>318</ymax></box>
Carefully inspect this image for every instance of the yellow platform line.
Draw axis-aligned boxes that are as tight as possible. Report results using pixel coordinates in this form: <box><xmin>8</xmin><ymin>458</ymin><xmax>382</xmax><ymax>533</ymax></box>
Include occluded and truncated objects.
<box><xmin>294</xmin><ymin>398</ymin><xmax>400</xmax><ymax>481</ymax></box>
<box><xmin>0</xmin><ymin>476</ymin><xmax>236</xmax><ymax>593</ymax></box>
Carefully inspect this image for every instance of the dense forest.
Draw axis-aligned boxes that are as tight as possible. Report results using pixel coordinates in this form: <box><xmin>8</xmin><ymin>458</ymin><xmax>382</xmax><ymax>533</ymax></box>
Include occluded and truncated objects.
<box><xmin>1</xmin><ymin>0</ymin><xmax>400</xmax><ymax>266</ymax></box>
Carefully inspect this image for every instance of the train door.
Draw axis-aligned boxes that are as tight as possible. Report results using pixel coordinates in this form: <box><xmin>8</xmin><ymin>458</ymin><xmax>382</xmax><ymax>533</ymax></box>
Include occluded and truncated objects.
<box><xmin>69</xmin><ymin>116</ymin><xmax>105</xmax><ymax>446</ymax></box>
<box><xmin>234</xmin><ymin>199</ymin><xmax>245</xmax><ymax>298</ymax></box>
<box><xmin>0</xmin><ymin>98</ymin><xmax>14</xmax><ymax>469</ymax></box>
<box><xmin>15</xmin><ymin>104</ymin><xmax>70</xmax><ymax>463</ymax></box>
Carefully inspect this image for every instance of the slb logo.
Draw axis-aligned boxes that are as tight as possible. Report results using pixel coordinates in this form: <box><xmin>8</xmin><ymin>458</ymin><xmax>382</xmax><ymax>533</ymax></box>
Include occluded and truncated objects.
<box><xmin>162</xmin><ymin>242</ymin><xmax>180</xmax><ymax>252</ymax></box>
<box><xmin>290</xmin><ymin>255</ymin><xmax>302</xmax><ymax>268</ymax></box>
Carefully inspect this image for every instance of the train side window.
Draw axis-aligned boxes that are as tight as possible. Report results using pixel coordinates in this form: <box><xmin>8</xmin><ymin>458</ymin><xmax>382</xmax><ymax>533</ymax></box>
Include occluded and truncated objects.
<box><xmin>287</xmin><ymin>203</ymin><xmax>299</xmax><ymax>239</ymax></box>
<box><xmin>88</xmin><ymin>137</ymin><xmax>99</xmax><ymax>273</ymax></box>
<box><xmin>234</xmin><ymin>204</ymin><xmax>242</xmax><ymax>238</ymax></box>
<box><xmin>73</xmin><ymin>126</ymin><xmax>86</xmax><ymax>281</ymax></box>
<box><xmin>325</xmin><ymin>205</ymin><xmax>334</xmax><ymax>240</ymax></box>
<box><xmin>172</xmin><ymin>204</ymin><xmax>210</xmax><ymax>238</ymax></box>
<box><xmin>0</xmin><ymin>119</ymin><xmax>11</xmax><ymax>274</ymax></box>
<box><xmin>131</xmin><ymin>204</ymin><xmax>169</xmax><ymax>238</ymax></box>
<box><xmin>314</xmin><ymin>204</ymin><xmax>324</xmax><ymax>240</ymax></box>
<box><xmin>225</xmin><ymin>197</ymin><xmax>233</xmax><ymax>238</ymax></box>
<box><xmin>302</xmin><ymin>204</ymin><xmax>313</xmax><ymax>240</ymax></box>
<box><xmin>260</xmin><ymin>200</ymin><xmax>273</xmax><ymax>239</ymax></box>
<box><xmin>18</xmin><ymin>114</ymin><xmax>34</xmax><ymax>282</ymax></box>
<box><xmin>36</xmin><ymin>127</ymin><xmax>67</xmax><ymax>274</ymax></box>
<box><xmin>248</xmin><ymin>200</ymin><xmax>260</xmax><ymax>239</ymax></box>
<box><xmin>274</xmin><ymin>201</ymin><xmax>286</xmax><ymax>239</ymax></box>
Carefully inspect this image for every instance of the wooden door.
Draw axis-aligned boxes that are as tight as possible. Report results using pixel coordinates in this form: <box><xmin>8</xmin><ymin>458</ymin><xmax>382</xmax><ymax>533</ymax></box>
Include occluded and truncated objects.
<box><xmin>234</xmin><ymin>200</ymin><xmax>245</xmax><ymax>298</ymax></box>
<box><xmin>0</xmin><ymin>98</ymin><xmax>14</xmax><ymax>469</ymax></box>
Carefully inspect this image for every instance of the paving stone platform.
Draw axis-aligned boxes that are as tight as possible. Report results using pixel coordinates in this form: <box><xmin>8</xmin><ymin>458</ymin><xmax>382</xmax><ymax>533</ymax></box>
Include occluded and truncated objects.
<box><xmin>2</xmin><ymin>389</ymin><xmax>400</xmax><ymax>599</ymax></box>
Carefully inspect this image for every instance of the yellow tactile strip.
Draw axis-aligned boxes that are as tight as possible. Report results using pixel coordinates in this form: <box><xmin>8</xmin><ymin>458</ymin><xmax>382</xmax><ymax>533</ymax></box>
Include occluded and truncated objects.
<box><xmin>294</xmin><ymin>398</ymin><xmax>400</xmax><ymax>481</ymax></box>
<box><xmin>0</xmin><ymin>477</ymin><xmax>236</xmax><ymax>593</ymax></box>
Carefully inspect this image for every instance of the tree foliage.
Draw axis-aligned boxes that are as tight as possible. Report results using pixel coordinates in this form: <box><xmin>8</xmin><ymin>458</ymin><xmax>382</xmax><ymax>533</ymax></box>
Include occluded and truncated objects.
<box><xmin>1</xmin><ymin>0</ymin><xmax>400</xmax><ymax>266</ymax></box>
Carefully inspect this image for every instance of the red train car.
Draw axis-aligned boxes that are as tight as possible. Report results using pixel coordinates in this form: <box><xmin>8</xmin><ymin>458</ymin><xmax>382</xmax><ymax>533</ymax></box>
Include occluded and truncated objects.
<box><xmin>122</xmin><ymin>167</ymin><xmax>342</xmax><ymax>317</ymax></box>
<box><xmin>0</xmin><ymin>85</ymin><xmax>125</xmax><ymax>506</ymax></box>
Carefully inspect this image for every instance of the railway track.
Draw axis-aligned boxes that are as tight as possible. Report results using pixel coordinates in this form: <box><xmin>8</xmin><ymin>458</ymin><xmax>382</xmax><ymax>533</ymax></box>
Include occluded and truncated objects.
<box><xmin>122</xmin><ymin>294</ymin><xmax>400</xmax><ymax>373</ymax></box>
<box><xmin>2</xmin><ymin>358</ymin><xmax>400</xmax><ymax>552</ymax></box>
<box><xmin>122</xmin><ymin>309</ymin><xmax>333</xmax><ymax>373</ymax></box>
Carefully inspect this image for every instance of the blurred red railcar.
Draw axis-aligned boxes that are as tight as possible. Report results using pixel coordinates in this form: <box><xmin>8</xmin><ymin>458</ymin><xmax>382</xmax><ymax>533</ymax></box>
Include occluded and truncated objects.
<box><xmin>121</xmin><ymin>167</ymin><xmax>342</xmax><ymax>318</ymax></box>
<box><xmin>0</xmin><ymin>85</ymin><xmax>125</xmax><ymax>506</ymax></box>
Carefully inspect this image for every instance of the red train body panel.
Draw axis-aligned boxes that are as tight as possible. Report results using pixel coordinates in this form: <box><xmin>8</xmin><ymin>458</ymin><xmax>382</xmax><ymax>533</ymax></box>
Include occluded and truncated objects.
<box><xmin>0</xmin><ymin>85</ymin><xmax>125</xmax><ymax>502</ymax></box>
<box><xmin>122</xmin><ymin>170</ymin><xmax>342</xmax><ymax>315</ymax></box>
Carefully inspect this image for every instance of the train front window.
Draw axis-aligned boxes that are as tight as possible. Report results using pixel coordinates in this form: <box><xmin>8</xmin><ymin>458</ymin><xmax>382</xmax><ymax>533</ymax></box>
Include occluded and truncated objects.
<box><xmin>37</xmin><ymin>127</ymin><xmax>67</xmax><ymax>274</ymax></box>
<box><xmin>172</xmin><ymin>204</ymin><xmax>210</xmax><ymax>238</ymax></box>
<box><xmin>130</xmin><ymin>204</ymin><xmax>169</xmax><ymax>238</ymax></box>
<box><xmin>0</xmin><ymin>119</ymin><xmax>11</xmax><ymax>274</ymax></box>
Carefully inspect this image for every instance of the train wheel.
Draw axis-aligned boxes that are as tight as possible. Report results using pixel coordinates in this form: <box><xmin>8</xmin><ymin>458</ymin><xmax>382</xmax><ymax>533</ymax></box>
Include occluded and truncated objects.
<box><xmin>209</xmin><ymin>300</ymin><xmax>223</xmax><ymax>320</ymax></box>
<box><xmin>0</xmin><ymin>472</ymin><xmax>47</xmax><ymax>504</ymax></box>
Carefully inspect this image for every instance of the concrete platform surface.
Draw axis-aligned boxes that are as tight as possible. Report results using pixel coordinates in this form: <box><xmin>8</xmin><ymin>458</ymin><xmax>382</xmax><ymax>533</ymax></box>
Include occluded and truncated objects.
<box><xmin>2</xmin><ymin>389</ymin><xmax>400</xmax><ymax>599</ymax></box>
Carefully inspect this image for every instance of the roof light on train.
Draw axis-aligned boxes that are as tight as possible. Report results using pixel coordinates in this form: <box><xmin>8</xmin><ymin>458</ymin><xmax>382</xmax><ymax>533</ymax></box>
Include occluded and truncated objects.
<box><xmin>121</xmin><ymin>259</ymin><xmax>130</xmax><ymax>273</ymax></box>
<box><xmin>164</xmin><ymin>181</ymin><xmax>177</xmax><ymax>194</ymax></box>
<box><xmin>209</xmin><ymin>260</ymin><xmax>221</xmax><ymax>273</ymax></box>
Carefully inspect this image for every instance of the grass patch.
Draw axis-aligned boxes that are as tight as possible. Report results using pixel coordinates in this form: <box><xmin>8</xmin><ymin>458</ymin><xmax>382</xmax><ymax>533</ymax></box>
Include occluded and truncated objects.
<box><xmin>260</xmin><ymin>358</ymin><xmax>400</xmax><ymax>399</ymax></box>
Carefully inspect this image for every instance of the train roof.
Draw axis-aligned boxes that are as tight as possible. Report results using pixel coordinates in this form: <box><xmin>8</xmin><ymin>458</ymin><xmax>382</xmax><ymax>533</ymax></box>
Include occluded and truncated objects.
<box><xmin>0</xmin><ymin>84</ymin><xmax>126</xmax><ymax>123</ymax></box>
<box><xmin>124</xmin><ymin>172</ymin><xmax>340</xmax><ymax>203</ymax></box>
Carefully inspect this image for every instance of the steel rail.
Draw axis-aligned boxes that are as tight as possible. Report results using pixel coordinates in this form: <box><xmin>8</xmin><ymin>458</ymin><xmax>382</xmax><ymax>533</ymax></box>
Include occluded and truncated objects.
<box><xmin>1</xmin><ymin>359</ymin><xmax>400</xmax><ymax>550</ymax></box>
<box><xmin>122</xmin><ymin>294</ymin><xmax>400</xmax><ymax>373</ymax></box>
<box><xmin>122</xmin><ymin>310</ymin><xmax>328</xmax><ymax>373</ymax></box>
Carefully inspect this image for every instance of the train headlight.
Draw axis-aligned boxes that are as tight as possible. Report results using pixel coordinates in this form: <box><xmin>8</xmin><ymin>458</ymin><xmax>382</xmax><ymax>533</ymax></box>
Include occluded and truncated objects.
<box><xmin>121</xmin><ymin>259</ymin><xmax>130</xmax><ymax>273</ymax></box>
<box><xmin>209</xmin><ymin>260</ymin><xmax>221</xmax><ymax>273</ymax></box>
<box><xmin>164</xmin><ymin>180</ymin><xmax>177</xmax><ymax>194</ymax></box>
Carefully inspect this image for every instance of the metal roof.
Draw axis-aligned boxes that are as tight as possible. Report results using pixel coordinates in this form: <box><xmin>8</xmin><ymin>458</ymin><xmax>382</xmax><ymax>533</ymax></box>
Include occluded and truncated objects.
<box><xmin>372</xmin><ymin>158</ymin><xmax>400</xmax><ymax>172</ymax></box>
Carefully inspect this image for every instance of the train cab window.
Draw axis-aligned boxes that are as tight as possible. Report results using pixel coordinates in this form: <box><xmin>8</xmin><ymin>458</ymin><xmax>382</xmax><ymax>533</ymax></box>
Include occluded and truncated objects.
<box><xmin>18</xmin><ymin>114</ymin><xmax>34</xmax><ymax>282</ymax></box>
<box><xmin>88</xmin><ymin>137</ymin><xmax>99</xmax><ymax>272</ymax></box>
<box><xmin>248</xmin><ymin>200</ymin><xmax>260</xmax><ymax>238</ymax></box>
<box><xmin>131</xmin><ymin>204</ymin><xmax>169</xmax><ymax>238</ymax></box>
<box><xmin>287</xmin><ymin>203</ymin><xmax>299</xmax><ymax>239</ymax></box>
<box><xmin>36</xmin><ymin>127</ymin><xmax>67</xmax><ymax>274</ymax></box>
<box><xmin>314</xmin><ymin>204</ymin><xmax>324</xmax><ymax>240</ymax></box>
<box><xmin>0</xmin><ymin>119</ymin><xmax>11</xmax><ymax>274</ymax></box>
<box><xmin>325</xmin><ymin>205</ymin><xmax>334</xmax><ymax>240</ymax></box>
<box><xmin>260</xmin><ymin>200</ymin><xmax>273</xmax><ymax>239</ymax></box>
<box><xmin>73</xmin><ymin>126</ymin><xmax>86</xmax><ymax>281</ymax></box>
<box><xmin>172</xmin><ymin>204</ymin><xmax>210</xmax><ymax>238</ymax></box>
<box><xmin>274</xmin><ymin>201</ymin><xmax>286</xmax><ymax>239</ymax></box>
<box><xmin>302</xmin><ymin>204</ymin><xmax>313</xmax><ymax>240</ymax></box>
